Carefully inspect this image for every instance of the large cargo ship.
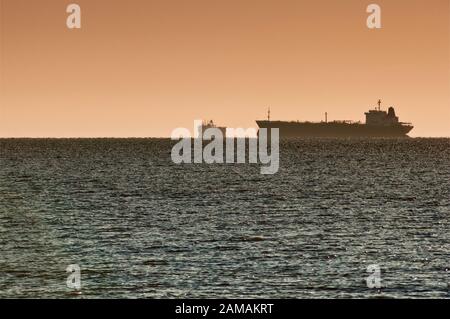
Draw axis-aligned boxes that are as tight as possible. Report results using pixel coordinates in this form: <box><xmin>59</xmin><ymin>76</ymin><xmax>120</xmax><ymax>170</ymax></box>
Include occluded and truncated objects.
<box><xmin>256</xmin><ymin>100</ymin><xmax>413</xmax><ymax>138</ymax></box>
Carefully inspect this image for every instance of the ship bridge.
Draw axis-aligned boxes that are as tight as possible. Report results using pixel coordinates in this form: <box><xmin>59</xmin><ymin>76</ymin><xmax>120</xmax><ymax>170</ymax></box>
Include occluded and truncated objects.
<box><xmin>365</xmin><ymin>100</ymin><xmax>399</xmax><ymax>126</ymax></box>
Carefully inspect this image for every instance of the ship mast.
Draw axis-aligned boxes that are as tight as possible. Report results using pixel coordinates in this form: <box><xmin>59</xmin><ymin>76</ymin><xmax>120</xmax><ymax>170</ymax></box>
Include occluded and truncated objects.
<box><xmin>267</xmin><ymin>107</ymin><xmax>271</xmax><ymax>122</ymax></box>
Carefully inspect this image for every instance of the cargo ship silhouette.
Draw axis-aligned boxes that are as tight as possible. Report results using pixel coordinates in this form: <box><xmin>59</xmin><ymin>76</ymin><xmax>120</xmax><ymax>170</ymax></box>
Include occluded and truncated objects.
<box><xmin>256</xmin><ymin>100</ymin><xmax>413</xmax><ymax>138</ymax></box>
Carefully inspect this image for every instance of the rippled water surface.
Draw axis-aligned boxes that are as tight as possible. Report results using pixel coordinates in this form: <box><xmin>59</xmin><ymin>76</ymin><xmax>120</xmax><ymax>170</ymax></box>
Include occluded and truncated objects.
<box><xmin>0</xmin><ymin>138</ymin><xmax>449</xmax><ymax>298</ymax></box>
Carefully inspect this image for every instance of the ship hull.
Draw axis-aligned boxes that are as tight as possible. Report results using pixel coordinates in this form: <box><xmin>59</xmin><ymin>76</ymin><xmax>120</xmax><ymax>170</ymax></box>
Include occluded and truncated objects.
<box><xmin>256</xmin><ymin>121</ymin><xmax>413</xmax><ymax>138</ymax></box>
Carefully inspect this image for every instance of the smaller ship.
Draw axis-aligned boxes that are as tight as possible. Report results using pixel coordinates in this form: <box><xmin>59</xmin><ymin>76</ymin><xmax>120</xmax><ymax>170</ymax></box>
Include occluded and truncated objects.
<box><xmin>256</xmin><ymin>100</ymin><xmax>414</xmax><ymax>138</ymax></box>
<box><xmin>198</xmin><ymin>120</ymin><xmax>227</xmax><ymax>138</ymax></box>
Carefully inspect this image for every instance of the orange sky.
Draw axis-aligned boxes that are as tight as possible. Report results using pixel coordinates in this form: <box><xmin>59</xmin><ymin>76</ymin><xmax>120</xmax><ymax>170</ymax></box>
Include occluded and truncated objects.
<box><xmin>0</xmin><ymin>0</ymin><xmax>449</xmax><ymax>137</ymax></box>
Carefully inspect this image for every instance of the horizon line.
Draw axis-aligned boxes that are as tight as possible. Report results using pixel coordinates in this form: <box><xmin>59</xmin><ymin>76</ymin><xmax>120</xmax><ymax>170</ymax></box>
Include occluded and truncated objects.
<box><xmin>1</xmin><ymin>135</ymin><xmax>450</xmax><ymax>139</ymax></box>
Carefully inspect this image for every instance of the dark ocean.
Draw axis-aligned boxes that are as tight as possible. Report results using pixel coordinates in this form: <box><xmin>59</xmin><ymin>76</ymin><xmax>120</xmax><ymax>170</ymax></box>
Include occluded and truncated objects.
<box><xmin>0</xmin><ymin>138</ymin><xmax>449</xmax><ymax>298</ymax></box>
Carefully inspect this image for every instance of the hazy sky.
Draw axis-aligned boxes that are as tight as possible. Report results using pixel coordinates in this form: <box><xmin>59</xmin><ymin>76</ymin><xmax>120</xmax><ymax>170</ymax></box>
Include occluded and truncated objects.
<box><xmin>0</xmin><ymin>0</ymin><xmax>449</xmax><ymax>137</ymax></box>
